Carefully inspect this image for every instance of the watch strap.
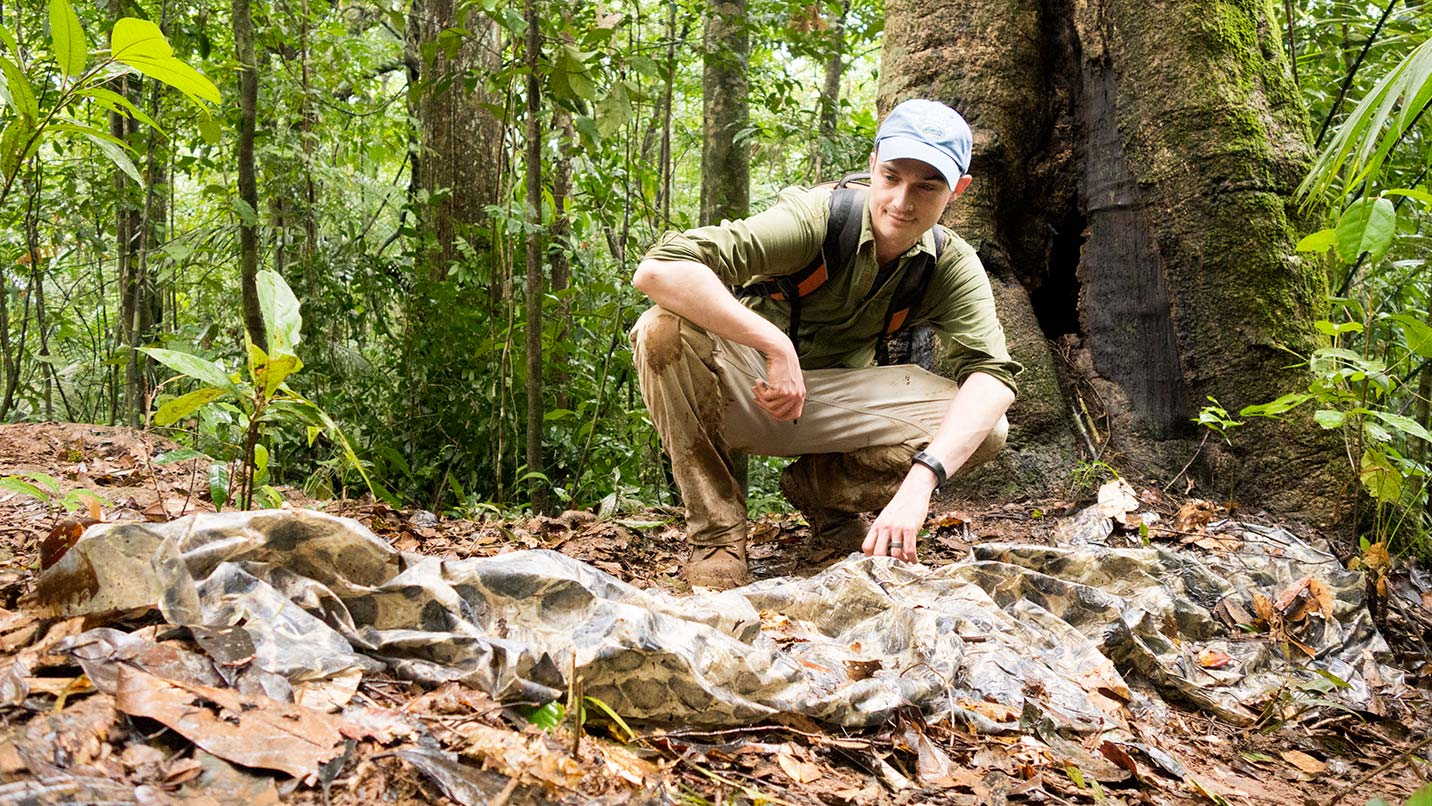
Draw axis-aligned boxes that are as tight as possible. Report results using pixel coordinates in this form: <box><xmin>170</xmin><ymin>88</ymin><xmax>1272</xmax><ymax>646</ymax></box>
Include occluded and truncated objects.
<box><xmin>911</xmin><ymin>450</ymin><xmax>948</xmax><ymax>488</ymax></box>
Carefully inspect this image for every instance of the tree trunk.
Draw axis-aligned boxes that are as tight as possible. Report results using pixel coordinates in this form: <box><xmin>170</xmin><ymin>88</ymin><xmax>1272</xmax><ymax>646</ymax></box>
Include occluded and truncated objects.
<box><xmin>234</xmin><ymin>0</ymin><xmax>267</xmax><ymax>352</ymax></box>
<box><xmin>523</xmin><ymin>0</ymin><xmax>548</xmax><ymax>513</ymax></box>
<box><xmin>551</xmin><ymin>106</ymin><xmax>574</xmax><ymax>415</ymax></box>
<box><xmin>700</xmin><ymin>0</ymin><xmax>750</xmax><ymax>226</ymax></box>
<box><xmin>406</xmin><ymin>0</ymin><xmax>504</xmax><ymax>280</ymax></box>
<box><xmin>880</xmin><ymin>0</ymin><xmax>1344</xmax><ymax>525</ymax></box>
<box><xmin>815</xmin><ymin>0</ymin><xmax>848</xmax><ymax>183</ymax></box>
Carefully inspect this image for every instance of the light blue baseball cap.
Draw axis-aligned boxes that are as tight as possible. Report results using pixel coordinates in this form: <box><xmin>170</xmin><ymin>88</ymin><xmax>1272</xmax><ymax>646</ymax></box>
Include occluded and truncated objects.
<box><xmin>874</xmin><ymin>99</ymin><xmax>972</xmax><ymax>188</ymax></box>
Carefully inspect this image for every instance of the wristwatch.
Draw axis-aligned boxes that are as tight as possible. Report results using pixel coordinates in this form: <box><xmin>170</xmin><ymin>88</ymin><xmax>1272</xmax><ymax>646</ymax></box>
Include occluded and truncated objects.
<box><xmin>911</xmin><ymin>450</ymin><xmax>947</xmax><ymax>488</ymax></box>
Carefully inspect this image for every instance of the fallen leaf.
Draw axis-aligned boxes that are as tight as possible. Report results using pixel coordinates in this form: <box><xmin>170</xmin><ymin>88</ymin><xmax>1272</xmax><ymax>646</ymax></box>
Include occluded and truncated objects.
<box><xmin>958</xmin><ymin>698</ymin><xmax>1021</xmax><ymax>723</ymax></box>
<box><xmin>457</xmin><ymin>722</ymin><xmax>584</xmax><ymax>788</ymax></box>
<box><xmin>339</xmin><ymin>706</ymin><xmax>420</xmax><ymax>744</ymax></box>
<box><xmin>844</xmin><ymin>658</ymin><xmax>883</xmax><ymax>681</ymax></box>
<box><xmin>776</xmin><ymin>748</ymin><xmax>824</xmax><ymax>784</ymax></box>
<box><xmin>293</xmin><ymin>668</ymin><xmax>362</xmax><ymax>712</ymax></box>
<box><xmin>1173</xmin><ymin>499</ymin><xmax>1218</xmax><ymax>532</ymax></box>
<box><xmin>1197</xmin><ymin>650</ymin><xmax>1232</xmax><ymax>669</ymax></box>
<box><xmin>1097</xmin><ymin>479</ymin><xmax>1139</xmax><ymax>525</ymax></box>
<box><xmin>600</xmin><ymin>742</ymin><xmax>661</xmax><ymax>786</ymax></box>
<box><xmin>114</xmin><ymin>666</ymin><xmax>343</xmax><ymax>779</ymax></box>
<box><xmin>1279</xmin><ymin>749</ymin><xmax>1326</xmax><ymax>774</ymax></box>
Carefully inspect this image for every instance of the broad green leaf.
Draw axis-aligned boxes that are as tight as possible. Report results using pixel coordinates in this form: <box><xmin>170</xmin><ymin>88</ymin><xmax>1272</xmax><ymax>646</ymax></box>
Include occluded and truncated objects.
<box><xmin>0</xmin><ymin>476</ymin><xmax>51</xmax><ymax>503</ymax></box>
<box><xmin>232</xmin><ymin>197</ymin><xmax>258</xmax><ymax>226</ymax></box>
<box><xmin>84</xmin><ymin>132</ymin><xmax>142</xmax><ymax>184</ymax></box>
<box><xmin>0</xmin><ymin>118</ymin><xmax>36</xmax><ymax>178</ymax></box>
<box><xmin>1239</xmin><ymin>393</ymin><xmax>1310</xmax><ymax>419</ymax></box>
<box><xmin>1360</xmin><ymin>450</ymin><xmax>1403</xmax><ymax>503</ymax></box>
<box><xmin>1313</xmin><ymin>320</ymin><xmax>1362</xmax><ymax>336</ymax></box>
<box><xmin>140</xmin><ymin>347</ymin><xmax>236</xmax><ymax>391</ymax></box>
<box><xmin>1294</xmin><ymin>228</ymin><xmax>1336</xmax><ymax>253</ymax></box>
<box><xmin>1390</xmin><ymin>314</ymin><xmax>1432</xmax><ymax>358</ymax></box>
<box><xmin>1371</xmin><ymin>410</ymin><xmax>1432</xmax><ymax>444</ymax></box>
<box><xmin>111</xmin><ymin>19</ymin><xmax>221</xmax><ymax>105</ymax></box>
<box><xmin>0</xmin><ymin>25</ymin><xmax>18</xmax><ymax>56</ymax></box>
<box><xmin>1313</xmin><ymin>409</ymin><xmax>1346</xmax><ymax>429</ymax></box>
<box><xmin>26</xmin><ymin>472</ymin><xmax>61</xmax><ymax>495</ymax></box>
<box><xmin>49</xmin><ymin>0</ymin><xmax>87</xmax><ymax>79</ymax></box>
<box><xmin>257</xmin><ymin>270</ymin><xmax>302</xmax><ymax>355</ymax></box>
<box><xmin>255</xmin><ymin>484</ymin><xmax>283</xmax><ymax>509</ymax></box>
<box><xmin>154</xmin><ymin>386</ymin><xmax>230</xmax><ymax>426</ymax></box>
<box><xmin>259</xmin><ymin>354</ymin><xmax>301</xmax><ymax>398</ymax></box>
<box><xmin>208</xmin><ymin>463</ymin><xmax>229</xmax><ymax>511</ymax></box>
<box><xmin>306</xmin><ymin>425</ymin><xmax>321</xmax><ymax>446</ymax></box>
<box><xmin>0</xmin><ymin>55</ymin><xmax>37</xmax><ymax>120</ymax></box>
<box><xmin>1383</xmin><ymin>188</ymin><xmax>1432</xmax><ymax>207</ymax></box>
<box><xmin>154</xmin><ymin>448</ymin><xmax>206</xmax><ymax>465</ymax></box>
<box><xmin>246</xmin><ymin>341</ymin><xmax>268</xmax><ymax>382</ymax></box>
<box><xmin>253</xmin><ymin>443</ymin><xmax>269</xmax><ymax>472</ymax></box>
<box><xmin>1334</xmin><ymin>197</ymin><xmax>1396</xmax><ymax>264</ymax></box>
<box><xmin>79</xmin><ymin>87</ymin><xmax>161</xmax><ymax>131</ymax></box>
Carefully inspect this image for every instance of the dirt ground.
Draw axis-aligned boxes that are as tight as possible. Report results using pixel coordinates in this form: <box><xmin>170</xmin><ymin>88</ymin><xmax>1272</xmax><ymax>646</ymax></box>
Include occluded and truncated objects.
<box><xmin>0</xmin><ymin>422</ymin><xmax>1427</xmax><ymax>805</ymax></box>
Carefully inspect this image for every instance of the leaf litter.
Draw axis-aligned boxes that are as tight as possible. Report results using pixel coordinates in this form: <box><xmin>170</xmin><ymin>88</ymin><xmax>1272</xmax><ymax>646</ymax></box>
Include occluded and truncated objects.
<box><xmin>0</xmin><ymin>423</ymin><xmax>1426</xmax><ymax>804</ymax></box>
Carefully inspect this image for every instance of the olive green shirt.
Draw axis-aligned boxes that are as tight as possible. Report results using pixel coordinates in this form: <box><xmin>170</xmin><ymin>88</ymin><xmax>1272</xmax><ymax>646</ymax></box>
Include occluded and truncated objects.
<box><xmin>642</xmin><ymin>186</ymin><xmax>1021</xmax><ymax>393</ymax></box>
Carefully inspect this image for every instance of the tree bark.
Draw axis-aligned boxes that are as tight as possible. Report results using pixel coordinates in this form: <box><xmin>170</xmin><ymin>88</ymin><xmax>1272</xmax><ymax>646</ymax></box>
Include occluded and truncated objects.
<box><xmin>700</xmin><ymin>0</ymin><xmax>750</xmax><ymax>226</ymax></box>
<box><xmin>406</xmin><ymin>0</ymin><xmax>505</xmax><ymax>280</ymax></box>
<box><xmin>234</xmin><ymin>0</ymin><xmax>267</xmax><ymax>353</ymax></box>
<box><xmin>815</xmin><ymin>0</ymin><xmax>849</xmax><ymax>183</ymax></box>
<box><xmin>523</xmin><ymin>0</ymin><xmax>548</xmax><ymax>513</ymax></box>
<box><xmin>880</xmin><ymin>0</ymin><xmax>1344</xmax><ymax>524</ymax></box>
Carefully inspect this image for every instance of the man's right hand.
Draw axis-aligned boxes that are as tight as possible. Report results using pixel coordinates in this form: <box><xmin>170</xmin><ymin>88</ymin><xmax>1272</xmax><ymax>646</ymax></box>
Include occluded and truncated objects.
<box><xmin>753</xmin><ymin>344</ymin><xmax>805</xmax><ymax>421</ymax></box>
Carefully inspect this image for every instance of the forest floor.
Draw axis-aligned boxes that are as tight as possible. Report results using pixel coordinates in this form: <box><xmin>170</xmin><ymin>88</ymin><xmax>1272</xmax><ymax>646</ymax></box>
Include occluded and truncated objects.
<box><xmin>0</xmin><ymin>422</ymin><xmax>1427</xmax><ymax>805</ymax></box>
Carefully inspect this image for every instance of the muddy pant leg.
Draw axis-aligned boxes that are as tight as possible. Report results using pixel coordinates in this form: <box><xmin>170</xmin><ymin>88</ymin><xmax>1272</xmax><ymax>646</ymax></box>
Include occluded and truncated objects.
<box><xmin>780</xmin><ymin>423</ymin><xmax>1008</xmax><ymax>528</ymax></box>
<box><xmin>629</xmin><ymin>307</ymin><xmax>747</xmax><ymax>549</ymax></box>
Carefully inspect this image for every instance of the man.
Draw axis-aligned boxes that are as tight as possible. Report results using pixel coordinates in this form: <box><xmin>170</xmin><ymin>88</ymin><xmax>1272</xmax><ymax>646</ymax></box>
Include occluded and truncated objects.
<box><xmin>630</xmin><ymin>98</ymin><xmax>1020</xmax><ymax>589</ymax></box>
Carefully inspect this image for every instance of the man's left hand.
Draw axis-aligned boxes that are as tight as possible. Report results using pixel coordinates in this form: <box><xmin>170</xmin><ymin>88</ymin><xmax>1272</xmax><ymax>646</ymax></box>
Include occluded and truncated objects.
<box><xmin>863</xmin><ymin>476</ymin><xmax>934</xmax><ymax>562</ymax></box>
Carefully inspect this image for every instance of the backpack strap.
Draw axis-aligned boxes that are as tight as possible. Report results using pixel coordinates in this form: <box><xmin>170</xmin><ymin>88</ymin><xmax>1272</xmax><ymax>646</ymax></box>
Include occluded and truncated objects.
<box><xmin>875</xmin><ymin>225</ymin><xmax>946</xmax><ymax>365</ymax></box>
<box><xmin>733</xmin><ymin>184</ymin><xmax>865</xmax><ymax>345</ymax></box>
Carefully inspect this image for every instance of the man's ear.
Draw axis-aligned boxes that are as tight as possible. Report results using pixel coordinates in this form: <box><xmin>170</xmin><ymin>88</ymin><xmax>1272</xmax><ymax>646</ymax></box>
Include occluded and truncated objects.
<box><xmin>868</xmin><ymin>152</ymin><xmax>878</xmax><ymax>174</ymax></box>
<box><xmin>951</xmin><ymin>175</ymin><xmax>973</xmax><ymax>199</ymax></box>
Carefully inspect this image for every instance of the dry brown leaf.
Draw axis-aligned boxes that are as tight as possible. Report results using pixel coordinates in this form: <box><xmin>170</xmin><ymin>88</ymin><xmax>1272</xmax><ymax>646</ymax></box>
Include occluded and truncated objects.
<box><xmin>457</xmin><ymin>722</ymin><xmax>584</xmax><ymax>788</ymax></box>
<box><xmin>1306</xmin><ymin>578</ymin><xmax>1335</xmax><ymax>618</ymax></box>
<box><xmin>114</xmin><ymin>666</ymin><xmax>343</xmax><ymax>779</ymax></box>
<box><xmin>1279</xmin><ymin>749</ymin><xmax>1326</xmax><ymax>774</ymax></box>
<box><xmin>339</xmin><ymin>706</ymin><xmax>420</xmax><ymax>744</ymax></box>
<box><xmin>958</xmin><ymin>698</ymin><xmax>1021</xmax><ymax>723</ymax></box>
<box><xmin>1364</xmin><ymin>542</ymin><xmax>1390</xmax><ymax>573</ymax></box>
<box><xmin>1173</xmin><ymin>499</ymin><xmax>1218</xmax><ymax>532</ymax></box>
<box><xmin>844</xmin><ymin>658</ymin><xmax>883</xmax><ymax>681</ymax></box>
<box><xmin>1251</xmin><ymin>592</ymin><xmax>1275</xmax><ymax>624</ymax></box>
<box><xmin>1097</xmin><ymin>479</ymin><xmax>1139</xmax><ymax>524</ymax></box>
<box><xmin>600</xmin><ymin>742</ymin><xmax>661</xmax><ymax>787</ymax></box>
<box><xmin>1098</xmin><ymin>741</ymin><xmax>1140</xmax><ymax>777</ymax></box>
<box><xmin>293</xmin><ymin>668</ymin><xmax>362</xmax><ymax>712</ymax></box>
<box><xmin>1197</xmin><ymin>650</ymin><xmax>1232</xmax><ymax>669</ymax></box>
<box><xmin>777</xmin><ymin>748</ymin><xmax>824</xmax><ymax>784</ymax></box>
<box><xmin>1274</xmin><ymin>576</ymin><xmax>1312</xmax><ymax>614</ymax></box>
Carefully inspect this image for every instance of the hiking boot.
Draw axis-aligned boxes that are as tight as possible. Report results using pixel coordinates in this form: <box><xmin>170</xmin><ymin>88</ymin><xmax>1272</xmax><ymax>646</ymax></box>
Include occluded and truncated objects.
<box><xmin>809</xmin><ymin>512</ymin><xmax>870</xmax><ymax>554</ymax></box>
<box><xmin>685</xmin><ymin>543</ymin><xmax>750</xmax><ymax>589</ymax></box>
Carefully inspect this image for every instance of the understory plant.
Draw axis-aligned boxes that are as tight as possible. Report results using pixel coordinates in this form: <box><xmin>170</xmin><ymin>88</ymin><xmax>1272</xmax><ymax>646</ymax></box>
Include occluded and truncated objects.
<box><xmin>143</xmin><ymin>271</ymin><xmax>380</xmax><ymax>509</ymax></box>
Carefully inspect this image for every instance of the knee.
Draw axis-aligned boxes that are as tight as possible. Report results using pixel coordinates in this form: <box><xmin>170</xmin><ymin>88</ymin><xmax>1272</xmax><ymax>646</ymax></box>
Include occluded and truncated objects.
<box><xmin>630</xmin><ymin>306</ymin><xmax>687</xmax><ymax>372</ymax></box>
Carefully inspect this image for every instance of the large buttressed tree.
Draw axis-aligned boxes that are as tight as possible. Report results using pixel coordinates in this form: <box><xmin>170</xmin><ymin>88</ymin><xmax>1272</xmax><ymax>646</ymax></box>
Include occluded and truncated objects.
<box><xmin>880</xmin><ymin>0</ymin><xmax>1344</xmax><ymax>523</ymax></box>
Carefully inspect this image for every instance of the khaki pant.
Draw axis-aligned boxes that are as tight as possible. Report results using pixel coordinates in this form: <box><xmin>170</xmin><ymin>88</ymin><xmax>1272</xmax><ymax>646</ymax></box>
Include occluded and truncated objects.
<box><xmin>630</xmin><ymin>306</ymin><xmax>1006</xmax><ymax>548</ymax></box>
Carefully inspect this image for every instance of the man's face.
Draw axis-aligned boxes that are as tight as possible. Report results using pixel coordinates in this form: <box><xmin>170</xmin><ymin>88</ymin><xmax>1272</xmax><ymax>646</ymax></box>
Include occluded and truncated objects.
<box><xmin>866</xmin><ymin>155</ymin><xmax>969</xmax><ymax>257</ymax></box>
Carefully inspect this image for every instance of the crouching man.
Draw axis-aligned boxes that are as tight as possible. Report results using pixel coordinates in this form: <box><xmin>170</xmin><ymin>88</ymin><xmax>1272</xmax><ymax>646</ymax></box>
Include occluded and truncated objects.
<box><xmin>630</xmin><ymin>99</ymin><xmax>1020</xmax><ymax>589</ymax></box>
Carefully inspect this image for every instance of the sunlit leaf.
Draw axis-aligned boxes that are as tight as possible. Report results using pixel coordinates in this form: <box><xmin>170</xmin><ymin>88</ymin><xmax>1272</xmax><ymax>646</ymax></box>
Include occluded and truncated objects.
<box><xmin>0</xmin><ymin>55</ymin><xmax>37</xmax><ymax>120</ymax></box>
<box><xmin>1371</xmin><ymin>410</ymin><xmax>1432</xmax><ymax>443</ymax></box>
<box><xmin>1239</xmin><ymin>393</ymin><xmax>1310</xmax><ymax>419</ymax></box>
<box><xmin>1384</xmin><ymin>188</ymin><xmax>1432</xmax><ymax>206</ymax></box>
<box><xmin>79</xmin><ymin>87</ymin><xmax>161</xmax><ymax>131</ymax></box>
<box><xmin>154</xmin><ymin>386</ymin><xmax>230</xmax><ymax>426</ymax></box>
<box><xmin>110</xmin><ymin>18</ymin><xmax>221</xmax><ymax>105</ymax></box>
<box><xmin>0</xmin><ymin>476</ymin><xmax>51</xmax><ymax>504</ymax></box>
<box><xmin>257</xmin><ymin>270</ymin><xmax>302</xmax><ymax>355</ymax></box>
<box><xmin>140</xmin><ymin>347</ymin><xmax>237</xmax><ymax>391</ymax></box>
<box><xmin>1360</xmin><ymin>450</ymin><xmax>1403</xmax><ymax>503</ymax></box>
<box><xmin>49</xmin><ymin>0</ymin><xmax>87</xmax><ymax>79</ymax></box>
<box><xmin>1313</xmin><ymin>409</ymin><xmax>1345</xmax><ymax>429</ymax></box>
<box><xmin>1294</xmin><ymin>228</ymin><xmax>1336</xmax><ymax>252</ymax></box>
<box><xmin>154</xmin><ymin>448</ymin><xmax>207</xmax><ymax>465</ymax></box>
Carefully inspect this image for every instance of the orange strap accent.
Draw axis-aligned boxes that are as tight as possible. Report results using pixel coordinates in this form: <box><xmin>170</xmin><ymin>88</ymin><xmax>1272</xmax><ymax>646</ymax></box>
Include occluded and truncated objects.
<box><xmin>885</xmin><ymin>309</ymin><xmax>910</xmax><ymax>335</ymax></box>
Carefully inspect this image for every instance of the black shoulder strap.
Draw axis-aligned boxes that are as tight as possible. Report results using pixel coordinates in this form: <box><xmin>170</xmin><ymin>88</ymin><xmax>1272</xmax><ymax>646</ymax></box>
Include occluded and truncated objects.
<box><xmin>734</xmin><ymin>183</ymin><xmax>867</xmax><ymax>346</ymax></box>
<box><xmin>875</xmin><ymin>225</ymin><xmax>946</xmax><ymax>365</ymax></box>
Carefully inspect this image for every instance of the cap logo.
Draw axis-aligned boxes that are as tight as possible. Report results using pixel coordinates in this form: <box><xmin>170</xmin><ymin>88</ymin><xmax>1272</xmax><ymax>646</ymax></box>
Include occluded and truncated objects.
<box><xmin>920</xmin><ymin>123</ymin><xmax>946</xmax><ymax>140</ymax></box>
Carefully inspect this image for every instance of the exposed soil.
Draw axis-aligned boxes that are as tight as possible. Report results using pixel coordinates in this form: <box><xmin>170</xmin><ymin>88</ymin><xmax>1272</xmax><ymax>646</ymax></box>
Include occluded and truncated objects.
<box><xmin>0</xmin><ymin>422</ymin><xmax>1426</xmax><ymax>805</ymax></box>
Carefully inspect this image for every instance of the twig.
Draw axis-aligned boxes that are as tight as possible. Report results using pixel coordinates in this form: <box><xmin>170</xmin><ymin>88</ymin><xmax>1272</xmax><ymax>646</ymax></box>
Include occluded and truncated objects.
<box><xmin>1323</xmin><ymin>733</ymin><xmax>1432</xmax><ymax>806</ymax></box>
<box><xmin>1165</xmin><ymin>431</ymin><xmax>1211</xmax><ymax>491</ymax></box>
<box><xmin>489</xmin><ymin>775</ymin><xmax>521</xmax><ymax>806</ymax></box>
